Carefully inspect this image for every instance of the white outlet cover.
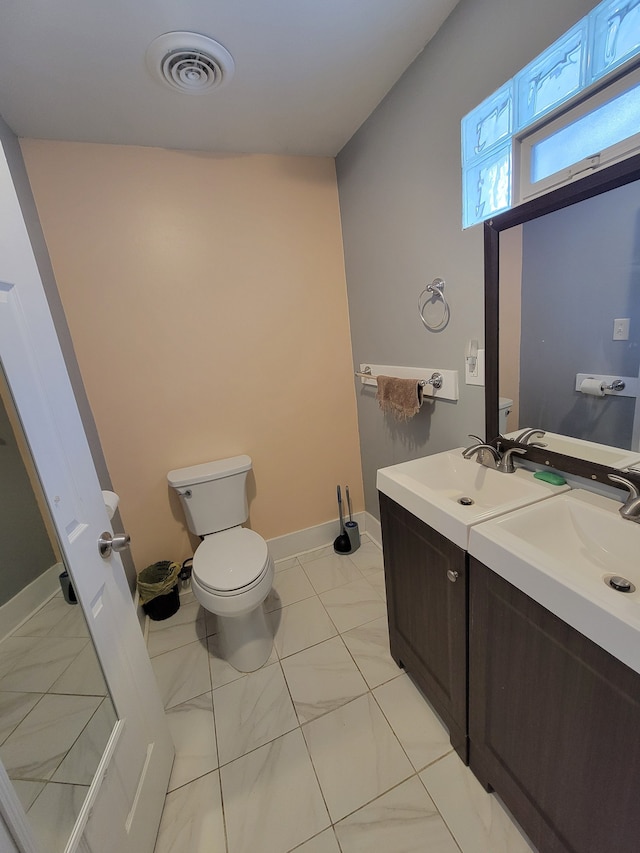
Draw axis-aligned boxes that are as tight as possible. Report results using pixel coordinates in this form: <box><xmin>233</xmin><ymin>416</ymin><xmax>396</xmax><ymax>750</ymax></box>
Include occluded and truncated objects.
<box><xmin>466</xmin><ymin>348</ymin><xmax>485</xmax><ymax>386</ymax></box>
<box><xmin>613</xmin><ymin>318</ymin><xmax>630</xmax><ymax>340</ymax></box>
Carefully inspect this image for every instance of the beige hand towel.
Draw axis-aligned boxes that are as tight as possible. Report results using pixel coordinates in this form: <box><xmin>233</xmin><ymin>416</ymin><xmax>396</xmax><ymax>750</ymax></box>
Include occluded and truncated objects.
<box><xmin>376</xmin><ymin>376</ymin><xmax>424</xmax><ymax>421</ymax></box>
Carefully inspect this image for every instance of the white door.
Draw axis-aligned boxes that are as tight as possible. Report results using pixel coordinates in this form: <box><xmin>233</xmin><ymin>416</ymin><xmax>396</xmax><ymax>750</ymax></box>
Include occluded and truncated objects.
<box><xmin>0</xmin><ymin>139</ymin><xmax>173</xmax><ymax>851</ymax></box>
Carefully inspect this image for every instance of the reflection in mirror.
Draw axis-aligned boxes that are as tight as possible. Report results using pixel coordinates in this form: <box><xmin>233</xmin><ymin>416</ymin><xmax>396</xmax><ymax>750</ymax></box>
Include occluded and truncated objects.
<box><xmin>0</xmin><ymin>365</ymin><xmax>117</xmax><ymax>852</ymax></box>
<box><xmin>500</xmin><ymin>177</ymin><xmax>640</xmax><ymax>465</ymax></box>
<box><xmin>486</xmin><ymin>152</ymin><xmax>640</xmax><ymax>479</ymax></box>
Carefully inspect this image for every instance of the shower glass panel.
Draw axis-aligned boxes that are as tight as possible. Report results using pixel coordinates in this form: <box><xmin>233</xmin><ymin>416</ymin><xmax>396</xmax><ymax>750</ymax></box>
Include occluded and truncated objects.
<box><xmin>0</xmin><ymin>364</ymin><xmax>117</xmax><ymax>853</ymax></box>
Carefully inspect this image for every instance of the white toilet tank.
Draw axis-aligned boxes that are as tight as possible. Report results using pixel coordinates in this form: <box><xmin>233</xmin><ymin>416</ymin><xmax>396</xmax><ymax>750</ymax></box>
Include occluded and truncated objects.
<box><xmin>498</xmin><ymin>397</ymin><xmax>513</xmax><ymax>434</ymax></box>
<box><xmin>167</xmin><ymin>455</ymin><xmax>252</xmax><ymax>536</ymax></box>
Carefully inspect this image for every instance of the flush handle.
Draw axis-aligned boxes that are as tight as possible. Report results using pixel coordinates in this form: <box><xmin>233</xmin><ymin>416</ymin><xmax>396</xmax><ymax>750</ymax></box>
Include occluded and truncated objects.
<box><xmin>447</xmin><ymin>569</ymin><xmax>459</xmax><ymax>583</ymax></box>
<box><xmin>98</xmin><ymin>531</ymin><xmax>131</xmax><ymax>559</ymax></box>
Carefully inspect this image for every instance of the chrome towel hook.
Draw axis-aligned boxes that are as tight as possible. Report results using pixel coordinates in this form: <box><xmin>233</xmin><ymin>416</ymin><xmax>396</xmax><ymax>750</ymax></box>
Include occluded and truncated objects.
<box><xmin>418</xmin><ymin>278</ymin><xmax>450</xmax><ymax>331</ymax></box>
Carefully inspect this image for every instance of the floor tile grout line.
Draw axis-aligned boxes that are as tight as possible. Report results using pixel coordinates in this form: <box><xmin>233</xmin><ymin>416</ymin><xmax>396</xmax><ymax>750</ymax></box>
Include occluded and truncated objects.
<box><xmin>214</xmin><ymin>661</ymin><xmax>299</xmax><ymax>767</ymax></box>
<box><xmin>276</xmin><ymin>649</ymin><xmax>336</xmax><ymax>841</ymax></box>
<box><xmin>299</xmin><ymin>559</ymin><xmax>369</xmax><ymax>597</ymax></box>
<box><xmin>154</xmin><ymin>537</ymin><xmax>404</xmax><ymax>851</ymax></box>
<box><xmin>297</xmin><ymin>710</ymin><xmax>341</xmax><ymax>840</ymax></box>
<box><xmin>49</xmin><ymin>696</ymin><xmax>109</xmax><ymax>785</ymax></box>
<box><xmin>284</xmin><ymin>826</ymin><xmax>341</xmax><ymax>853</ymax></box>
<box><xmin>215</xmin><ymin>763</ymin><xmax>230</xmax><ymax>853</ymax></box>
<box><xmin>279</xmin><ymin>541</ymin><xmax>440</xmax><ymax>832</ymax></box>
<box><xmin>367</xmin><ymin>674</ymin><xmax>445</xmax><ymax>776</ymax></box>
<box><xmin>0</xmin><ymin>690</ymin><xmax>48</xmax><ymax>747</ymax></box>
<box><xmin>152</xmin><ymin>536</ymin><xmax>486</xmax><ymax>853</ymax></box>
<box><xmin>329</xmin><ymin>768</ymin><xmax>421</xmax><ymax>827</ymax></box>
<box><xmin>416</xmin><ymin>768</ymin><xmax>465</xmax><ymax>853</ymax></box>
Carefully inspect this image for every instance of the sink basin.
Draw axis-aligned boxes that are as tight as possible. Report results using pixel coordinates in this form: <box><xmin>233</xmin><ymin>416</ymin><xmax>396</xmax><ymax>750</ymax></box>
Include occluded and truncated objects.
<box><xmin>469</xmin><ymin>489</ymin><xmax>640</xmax><ymax>674</ymax></box>
<box><xmin>505</xmin><ymin>429</ymin><xmax>640</xmax><ymax>468</ymax></box>
<box><xmin>376</xmin><ymin>449</ymin><xmax>568</xmax><ymax>549</ymax></box>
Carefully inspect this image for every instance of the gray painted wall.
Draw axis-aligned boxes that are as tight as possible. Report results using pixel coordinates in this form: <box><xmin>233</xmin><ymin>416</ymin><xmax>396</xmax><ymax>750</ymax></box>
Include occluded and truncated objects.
<box><xmin>0</xmin><ymin>394</ymin><xmax>56</xmax><ymax>606</ymax></box>
<box><xmin>519</xmin><ymin>179</ymin><xmax>640</xmax><ymax>448</ymax></box>
<box><xmin>0</xmin><ymin>116</ymin><xmax>137</xmax><ymax>592</ymax></box>
<box><xmin>336</xmin><ymin>0</ymin><xmax>596</xmax><ymax>518</ymax></box>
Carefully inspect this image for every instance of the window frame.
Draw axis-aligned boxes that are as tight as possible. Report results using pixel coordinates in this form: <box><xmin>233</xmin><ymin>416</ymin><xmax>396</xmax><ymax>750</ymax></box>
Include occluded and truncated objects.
<box><xmin>518</xmin><ymin>64</ymin><xmax>640</xmax><ymax>202</ymax></box>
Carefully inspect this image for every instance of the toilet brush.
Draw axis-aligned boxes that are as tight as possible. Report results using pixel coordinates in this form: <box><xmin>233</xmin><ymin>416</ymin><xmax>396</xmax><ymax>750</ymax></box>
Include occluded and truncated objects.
<box><xmin>333</xmin><ymin>485</ymin><xmax>352</xmax><ymax>553</ymax></box>
<box><xmin>344</xmin><ymin>485</ymin><xmax>360</xmax><ymax>553</ymax></box>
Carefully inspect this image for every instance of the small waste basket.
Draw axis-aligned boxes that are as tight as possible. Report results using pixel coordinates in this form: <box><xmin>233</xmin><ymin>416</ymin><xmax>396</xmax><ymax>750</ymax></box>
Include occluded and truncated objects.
<box><xmin>137</xmin><ymin>561</ymin><xmax>181</xmax><ymax>621</ymax></box>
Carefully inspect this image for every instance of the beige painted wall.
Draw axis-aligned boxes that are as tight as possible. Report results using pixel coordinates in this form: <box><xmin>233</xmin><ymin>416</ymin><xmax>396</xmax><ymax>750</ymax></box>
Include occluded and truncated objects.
<box><xmin>499</xmin><ymin>224</ymin><xmax>523</xmax><ymax>432</ymax></box>
<box><xmin>21</xmin><ymin>141</ymin><xmax>363</xmax><ymax>570</ymax></box>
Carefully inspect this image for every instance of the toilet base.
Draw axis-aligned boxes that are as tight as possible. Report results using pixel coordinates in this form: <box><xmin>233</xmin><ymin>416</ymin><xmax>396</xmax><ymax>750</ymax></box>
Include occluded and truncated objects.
<box><xmin>218</xmin><ymin>606</ymin><xmax>273</xmax><ymax>672</ymax></box>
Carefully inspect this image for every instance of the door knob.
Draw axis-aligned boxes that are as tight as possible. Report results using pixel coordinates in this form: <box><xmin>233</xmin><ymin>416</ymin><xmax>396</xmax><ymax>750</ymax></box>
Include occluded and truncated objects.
<box><xmin>447</xmin><ymin>569</ymin><xmax>459</xmax><ymax>583</ymax></box>
<box><xmin>98</xmin><ymin>531</ymin><xmax>131</xmax><ymax>559</ymax></box>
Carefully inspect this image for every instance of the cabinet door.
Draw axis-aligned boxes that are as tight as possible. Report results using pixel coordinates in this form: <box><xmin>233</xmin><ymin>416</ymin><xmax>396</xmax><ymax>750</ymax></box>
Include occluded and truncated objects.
<box><xmin>469</xmin><ymin>557</ymin><xmax>640</xmax><ymax>853</ymax></box>
<box><xmin>379</xmin><ymin>492</ymin><xmax>467</xmax><ymax>760</ymax></box>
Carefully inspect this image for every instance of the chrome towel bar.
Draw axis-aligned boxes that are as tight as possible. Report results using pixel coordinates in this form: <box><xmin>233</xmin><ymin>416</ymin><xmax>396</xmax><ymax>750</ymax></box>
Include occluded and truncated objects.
<box><xmin>354</xmin><ymin>367</ymin><xmax>443</xmax><ymax>390</ymax></box>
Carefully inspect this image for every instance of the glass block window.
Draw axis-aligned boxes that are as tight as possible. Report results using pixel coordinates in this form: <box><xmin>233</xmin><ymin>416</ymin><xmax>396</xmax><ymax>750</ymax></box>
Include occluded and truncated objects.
<box><xmin>461</xmin><ymin>0</ymin><xmax>640</xmax><ymax>227</ymax></box>
<box><xmin>590</xmin><ymin>0</ymin><xmax>640</xmax><ymax>81</ymax></box>
<box><xmin>462</xmin><ymin>144</ymin><xmax>512</xmax><ymax>229</ymax></box>
<box><xmin>515</xmin><ymin>23</ymin><xmax>586</xmax><ymax>129</ymax></box>
<box><xmin>529</xmin><ymin>75</ymin><xmax>640</xmax><ymax>185</ymax></box>
<box><xmin>461</xmin><ymin>83</ymin><xmax>513</xmax><ymax>165</ymax></box>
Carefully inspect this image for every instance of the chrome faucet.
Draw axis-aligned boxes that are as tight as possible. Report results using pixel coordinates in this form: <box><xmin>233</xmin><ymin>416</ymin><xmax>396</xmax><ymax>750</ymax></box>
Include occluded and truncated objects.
<box><xmin>515</xmin><ymin>428</ymin><xmax>547</xmax><ymax>447</ymax></box>
<box><xmin>496</xmin><ymin>446</ymin><xmax>527</xmax><ymax>473</ymax></box>
<box><xmin>462</xmin><ymin>437</ymin><xmax>500</xmax><ymax>469</ymax></box>
<box><xmin>462</xmin><ymin>436</ymin><xmax>527</xmax><ymax>473</ymax></box>
<box><xmin>607</xmin><ymin>474</ymin><xmax>640</xmax><ymax>523</ymax></box>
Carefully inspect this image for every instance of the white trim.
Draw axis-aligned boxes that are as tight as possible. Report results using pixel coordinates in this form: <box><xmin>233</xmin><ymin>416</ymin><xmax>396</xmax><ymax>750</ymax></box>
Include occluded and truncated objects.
<box><xmin>0</xmin><ymin>562</ymin><xmax>64</xmax><ymax>641</ymax></box>
<box><xmin>266</xmin><ymin>512</ymin><xmax>367</xmax><ymax>561</ymax></box>
<box><xmin>133</xmin><ymin>588</ymin><xmax>147</xmax><ymax>638</ymax></box>
<box><xmin>363</xmin><ymin>511</ymin><xmax>382</xmax><ymax>549</ymax></box>
<box><xmin>519</xmin><ymin>66</ymin><xmax>640</xmax><ymax>202</ymax></box>
<box><xmin>0</xmin><ymin>761</ymin><xmax>38</xmax><ymax>853</ymax></box>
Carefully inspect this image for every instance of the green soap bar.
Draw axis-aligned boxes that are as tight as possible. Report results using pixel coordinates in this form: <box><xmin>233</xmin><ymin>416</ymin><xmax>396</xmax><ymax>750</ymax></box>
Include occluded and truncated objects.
<box><xmin>534</xmin><ymin>471</ymin><xmax>567</xmax><ymax>486</ymax></box>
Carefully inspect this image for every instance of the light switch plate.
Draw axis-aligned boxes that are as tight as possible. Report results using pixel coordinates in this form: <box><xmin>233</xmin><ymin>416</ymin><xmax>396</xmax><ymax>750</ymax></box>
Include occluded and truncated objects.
<box><xmin>466</xmin><ymin>348</ymin><xmax>485</xmax><ymax>385</ymax></box>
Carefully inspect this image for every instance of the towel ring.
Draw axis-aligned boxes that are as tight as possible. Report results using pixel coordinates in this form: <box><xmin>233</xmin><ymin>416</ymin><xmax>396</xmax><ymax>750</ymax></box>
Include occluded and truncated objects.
<box><xmin>418</xmin><ymin>278</ymin><xmax>450</xmax><ymax>331</ymax></box>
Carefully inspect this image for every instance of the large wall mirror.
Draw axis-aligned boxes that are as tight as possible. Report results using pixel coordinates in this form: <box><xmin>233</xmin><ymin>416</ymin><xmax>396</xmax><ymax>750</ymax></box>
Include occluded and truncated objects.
<box><xmin>0</xmin><ymin>363</ymin><xmax>117</xmax><ymax>852</ymax></box>
<box><xmin>485</xmin><ymin>150</ymin><xmax>640</xmax><ymax>485</ymax></box>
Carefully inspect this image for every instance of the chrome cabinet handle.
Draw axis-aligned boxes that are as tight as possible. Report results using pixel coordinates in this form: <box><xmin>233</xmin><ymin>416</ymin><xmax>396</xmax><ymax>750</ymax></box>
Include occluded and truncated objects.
<box><xmin>98</xmin><ymin>531</ymin><xmax>131</xmax><ymax>559</ymax></box>
<box><xmin>447</xmin><ymin>569</ymin><xmax>459</xmax><ymax>583</ymax></box>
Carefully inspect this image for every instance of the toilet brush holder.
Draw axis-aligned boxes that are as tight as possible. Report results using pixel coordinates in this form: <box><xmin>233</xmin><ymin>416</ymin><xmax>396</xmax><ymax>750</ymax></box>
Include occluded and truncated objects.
<box><xmin>345</xmin><ymin>520</ymin><xmax>360</xmax><ymax>553</ymax></box>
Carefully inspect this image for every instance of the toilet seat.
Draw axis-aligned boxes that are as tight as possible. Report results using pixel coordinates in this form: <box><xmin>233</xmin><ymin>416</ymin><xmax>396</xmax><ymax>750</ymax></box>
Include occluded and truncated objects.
<box><xmin>193</xmin><ymin>527</ymin><xmax>270</xmax><ymax>596</ymax></box>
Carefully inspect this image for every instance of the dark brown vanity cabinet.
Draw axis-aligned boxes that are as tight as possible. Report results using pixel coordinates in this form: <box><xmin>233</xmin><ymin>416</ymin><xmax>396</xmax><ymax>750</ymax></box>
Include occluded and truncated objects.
<box><xmin>469</xmin><ymin>556</ymin><xmax>640</xmax><ymax>853</ymax></box>
<box><xmin>379</xmin><ymin>492</ymin><xmax>468</xmax><ymax>761</ymax></box>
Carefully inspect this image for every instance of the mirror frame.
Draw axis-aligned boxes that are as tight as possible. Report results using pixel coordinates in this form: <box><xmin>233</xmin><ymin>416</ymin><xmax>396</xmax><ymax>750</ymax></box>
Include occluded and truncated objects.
<box><xmin>485</xmin><ymin>150</ymin><xmax>640</xmax><ymax>487</ymax></box>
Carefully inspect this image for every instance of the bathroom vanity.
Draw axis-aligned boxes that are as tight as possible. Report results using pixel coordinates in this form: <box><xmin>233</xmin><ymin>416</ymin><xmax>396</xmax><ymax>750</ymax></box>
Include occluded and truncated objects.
<box><xmin>468</xmin><ymin>556</ymin><xmax>640</xmax><ymax>853</ymax></box>
<box><xmin>378</xmin><ymin>452</ymin><xmax>640</xmax><ymax>853</ymax></box>
<box><xmin>379</xmin><ymin>492</ymin><xmax>467</xmax><ymax>760</ymax></box>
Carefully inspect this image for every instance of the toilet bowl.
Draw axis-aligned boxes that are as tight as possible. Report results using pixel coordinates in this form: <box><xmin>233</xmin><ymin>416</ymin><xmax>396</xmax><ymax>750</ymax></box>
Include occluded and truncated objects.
<box><xmin>191</xmin><ymin>527</ymin><xmax>274</xmax><ymax>672</ymax></box>
<box><xmin>167</xmin><ymin>455</ymin><xmax>275</xmax><ymax>673</ymax></box>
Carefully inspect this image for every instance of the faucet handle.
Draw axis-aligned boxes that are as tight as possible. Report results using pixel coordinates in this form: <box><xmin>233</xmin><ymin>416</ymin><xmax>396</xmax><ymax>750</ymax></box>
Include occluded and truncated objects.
<box><xmin>467</xmin><ymin>434</ymin><xmax>484</xmax><ymax>444</ymax></box>
<box><xmin>608</xmin><ymin>473</ymin><xmax>640</xmax><ymax>499</ymax></box>
<box><xmin>497</xmin><ymin>446</ymin><xmax>526</xmax><ymax>473</ymax></box>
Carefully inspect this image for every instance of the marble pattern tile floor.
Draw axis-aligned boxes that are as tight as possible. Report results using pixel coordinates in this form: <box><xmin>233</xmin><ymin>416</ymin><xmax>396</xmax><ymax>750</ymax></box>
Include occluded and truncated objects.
<box><xmin>151</xmin><ymin>535</ymin><xmax>538</xmax><ymax>853</ymax></box>
<box><xmin>0</xmin><ymin>589</ymin><xmax>115</xmax><ymax>853</ymax></box>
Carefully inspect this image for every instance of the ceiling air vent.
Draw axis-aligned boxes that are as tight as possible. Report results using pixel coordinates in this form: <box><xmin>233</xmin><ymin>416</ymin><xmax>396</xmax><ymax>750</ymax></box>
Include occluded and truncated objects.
<box><xmin>146</xmin><ymin>32</ymin><xmax>235</xmax><ymax>94</ymax></box>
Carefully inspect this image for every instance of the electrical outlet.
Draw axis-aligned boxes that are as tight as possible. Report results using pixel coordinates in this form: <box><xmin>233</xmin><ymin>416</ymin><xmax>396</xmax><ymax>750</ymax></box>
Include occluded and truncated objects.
<box><xmin>613</xmin><ymin>318</ymin><xmax>630</xmax><ymax>340</ymax></box>
<box><xmin>466</xmin><ymin>348</ymin><xmax>485</xmax><ymax>385</ymax></box>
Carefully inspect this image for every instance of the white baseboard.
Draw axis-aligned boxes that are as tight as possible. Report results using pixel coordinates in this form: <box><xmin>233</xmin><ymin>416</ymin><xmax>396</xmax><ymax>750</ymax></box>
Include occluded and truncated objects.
<box><xmin>266</xmin><ymin>512</ymin><xmax>368</xmax><ymax>561</ymax></box>
<box><xmin>0</xmin><ymin>561</ymin><xmax>64</xmax><ymax>641</ymax></box>
<box><xmin>363</xmin><ymin>511</ymin><xmax>382</xmax><ymax>549</ymax></box>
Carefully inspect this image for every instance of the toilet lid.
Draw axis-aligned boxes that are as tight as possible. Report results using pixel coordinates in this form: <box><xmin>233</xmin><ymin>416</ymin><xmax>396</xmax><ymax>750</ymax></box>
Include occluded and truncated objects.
<box><xmin>193</xmin><ymin>527</ymin><xmax>269</xmax><ymax>593</ymax></box>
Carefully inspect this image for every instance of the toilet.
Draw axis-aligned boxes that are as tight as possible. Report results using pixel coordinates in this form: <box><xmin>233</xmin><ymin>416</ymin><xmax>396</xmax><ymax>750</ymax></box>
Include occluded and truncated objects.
<box><xmin>499</xmin><ymin>396</ymin><xmax>513</xmax><ymax>434</ymax></box>
<box><xmin>167</xmin><ymin>455</ymin><xmax>274</xmax><ymax>672</ymax></box>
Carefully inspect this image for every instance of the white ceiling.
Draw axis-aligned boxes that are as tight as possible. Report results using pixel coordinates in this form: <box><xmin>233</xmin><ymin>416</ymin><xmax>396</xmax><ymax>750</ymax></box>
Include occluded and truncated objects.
<box><xmin>0</xmin><ymin>0</ymin><xmax>460</xmax><ymax>156</ymax></box>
